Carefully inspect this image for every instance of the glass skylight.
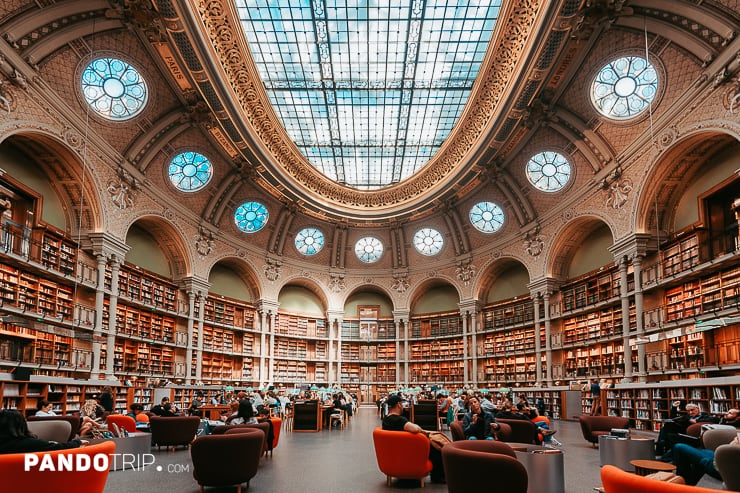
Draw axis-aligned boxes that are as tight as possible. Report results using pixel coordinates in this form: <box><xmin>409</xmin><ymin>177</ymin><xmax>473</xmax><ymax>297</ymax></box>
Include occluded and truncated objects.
<box><xmin>526</xmin><ymin>151</ymin><xmax>571</xmax><ymax>192</ymax></box>
<box><xmin>469</xmin><ymin>201</ymin><xmax>504</xmax><ymax>233</ymax></box>
<box><xmin>234</xmin><ymin>201</ymin><xmax>269</xmax><ymax>233</ymax></box>
<box><xmin>168</xmin><ymin>151</ymin><xmax>213</xmax><ymax>192</ymax></box>
<box><xmin>81</xmin><ymin>57</ymin><xmax>147</xmax><ymax>120</ymax></box>
<box><xmin>355</xmin><ymin>236</ymin><xmax>384</xmax><ymax>263</ymax></box>
<box><xmin>413</xmin><ymin>227</ymin><xmax>444</xmax><ymax>256</ymax></box>
<box><xmin>235</xmin><ymin>0</ymin><xmax>501</xmax><ymax>189</ymax></box>
<box><xmin>591</xmin><ymin>56</ymin><xmax>657</xmax><ymax>120</ymax></box>
<box><xmin>295</xmin><ymin>227</ymin><xmax>325</xmax><ymax>255</ymax></box>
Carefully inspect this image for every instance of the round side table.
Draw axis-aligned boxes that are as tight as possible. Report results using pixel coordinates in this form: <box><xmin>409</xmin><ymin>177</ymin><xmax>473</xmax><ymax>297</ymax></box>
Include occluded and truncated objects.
<box><xmin>630</xmin><ymin>459</ymin><xmax>677</xmax><ymax>476</ymax></box>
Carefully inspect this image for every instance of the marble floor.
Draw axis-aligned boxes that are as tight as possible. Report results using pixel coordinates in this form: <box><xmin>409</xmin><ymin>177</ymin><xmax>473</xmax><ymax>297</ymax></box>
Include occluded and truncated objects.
<box><xmin>103</xmin><ymin>407</ymin><xmax>725</xmax><ymax>493</ymax></box>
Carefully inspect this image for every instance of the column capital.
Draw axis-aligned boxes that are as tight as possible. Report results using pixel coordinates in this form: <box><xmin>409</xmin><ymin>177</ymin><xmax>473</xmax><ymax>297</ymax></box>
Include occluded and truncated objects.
<box><xmin>392</xmin><ymin>308</ymin><xmax>410</xmax><ymax>324</ymax></box>
<box><xmin>257</xmin><ymin>299</ymin><xmax>280</xmax><ymax>315</ymax></box>
<box><xmin>179</xmin><ymin>276</ymin><xmax>211</xmax><ymax>297</ymax></box>
<box><xmin>527</xmin><ymin>277</ymin><xmax>561</xmax><ymax>297</ymax></box>
<box><xmin>458</xmin><ymin>299</ymin><xmax>480</xmax><ymax>314</ymax></box>
<box><xmin>84</xmin><ymin>232</ymin><xmax>130</xmax><ymax>260</ymax></box>
<box><xmin>609</xmin><ymin>233</ymin><xmax>656</xmax><ymax>261</ymax></box>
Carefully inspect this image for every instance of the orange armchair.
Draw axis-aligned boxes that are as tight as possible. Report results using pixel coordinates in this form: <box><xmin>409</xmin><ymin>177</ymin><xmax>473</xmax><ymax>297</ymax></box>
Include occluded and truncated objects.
<box><xmin>107</xmin><ymin>414</ymin><xmax>137</xmax><ymax>434</ymax></box>
<box><xmin>0</xmin><ymin>440</ymin><xmax>115</xmax><ymax>493</ymax></box>
<box><xmin>269</xmin><ymin>417</ymin><xmax>282</xmax><ymax>452</ymax></box>
<box><xmin>600</xmin><ymin>464</ymin><xmax>725</xmax><ymax>493</ymax></box>
<box><xmin>372</xmin><ymin>428</ymin><xmax>433</xmax><ymax>487</ymax></box>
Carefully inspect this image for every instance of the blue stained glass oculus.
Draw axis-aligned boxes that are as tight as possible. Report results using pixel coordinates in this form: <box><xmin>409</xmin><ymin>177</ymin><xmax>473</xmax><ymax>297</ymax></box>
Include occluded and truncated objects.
<box><xmin>168</xmin><ymin>152</ymin><xmax>213</xmax><ymax>192</ymax></box>
<box><xmin>469</xmin><ymin>201</ymin><xmax>504</xmax><ymax>233</ymax></box>
<box><xmin>355</xmin><ymin>236</ymin><xmax>384</xmax><ymax>263</ymax></box>
<box><xmin>235</xmin><ymin>201</ymin><xmax>269</xmax><ymax>233</ymax></box>
<box><xmin>591</xmin><ymin>56</ymin><xmax>657</xmax><ymax>120</ymax></box>
<box><xmin>526</xmin><ymin>151</ymin><xmax>571</xmax><ymax>192</ymax></box>
<box><xmin>413</xmin><ymin>228</ymin><xmax>444</xmax><ymax>256</ymax></box>
<box><xmin>235</xmin><ymin>0</ymin><xmax>502</xmax><ymax>189</ymax></box>
<box><xmin>295</xmin><ymin>227</ymin><xmax>325</xmax><ymax>255</ymax></box>
<box><xmin>81</xmin><ymin>57</ymin><xmax>147</xmax><ymax>120</ymax></box>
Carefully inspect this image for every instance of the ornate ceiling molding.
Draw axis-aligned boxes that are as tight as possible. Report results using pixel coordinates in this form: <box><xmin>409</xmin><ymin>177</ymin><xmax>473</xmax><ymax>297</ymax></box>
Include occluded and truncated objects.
<box><xmin>181</xmin><ymin>0</ymin><xmax>548</xmax><ymax>219</ymax></box>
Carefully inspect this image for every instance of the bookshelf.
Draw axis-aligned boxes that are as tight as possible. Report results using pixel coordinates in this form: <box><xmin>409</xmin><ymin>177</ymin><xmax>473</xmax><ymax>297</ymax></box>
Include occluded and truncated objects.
<box><xmin>561</xmin><ymin>266</ymin><xmax>622</xmax><ymax>313</ymax></box>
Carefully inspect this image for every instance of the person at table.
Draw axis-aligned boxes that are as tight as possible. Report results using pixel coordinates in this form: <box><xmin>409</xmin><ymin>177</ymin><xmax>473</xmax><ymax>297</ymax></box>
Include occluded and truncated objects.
<box><xmin>656</xmin><ymin>403</ymin><xmax>715</xmax><ymax>455</ymax></box>
<box><xmin>35</xmin><ymin>399</ymin><xmax>56</xmax><ymax>416</ymax></box>
<box><xmin>79</xmin><ymin>398</ymin><xmax>108</xmax><ymax>437</ymax></box>
<box><xmin>188</xmin><ymin>391</ymin><xmax>204</xmax><ymax>417</ymax></box>
<box><xmin>0</xmin><ymin>409</ymin><xmax>88</xmax><ymax>454</ymax></box>
<box><xmin>672</xmin><ymin>433</ymin><xmax>739</xmax><ymax>485</ymax></box>
<box><xmin>382</xmin><ymin>393</ymin><xmax>445</xmax><ymax>484</ymax></box>
<box><xmin>151</xmin><ymin>397</ymin><xmax>177</xmax><ymax>417</ymax></box>
<box><xmin>463</xmin><ymin>396</ymin><xmax>500</xmax><ymax>440</ymax></box>
<box><xmin>225</xmin><ymin>400</ymin><xmax>258</xmax><ymax>425</ymax></box>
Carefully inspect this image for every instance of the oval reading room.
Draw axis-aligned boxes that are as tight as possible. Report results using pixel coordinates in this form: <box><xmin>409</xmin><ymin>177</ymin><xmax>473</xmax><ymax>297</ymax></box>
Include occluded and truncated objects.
<box><xmin>0</xmin><ymin>1</ymin><xmax>739</xmax><ymax>493</ymax></box>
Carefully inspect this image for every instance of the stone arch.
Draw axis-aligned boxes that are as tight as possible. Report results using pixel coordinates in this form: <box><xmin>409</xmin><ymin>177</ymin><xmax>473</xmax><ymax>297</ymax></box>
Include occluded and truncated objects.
<box><xmin>0</xmin><ymin>129</ymin><xmax>105</xmax><ymax>233</ymax></box>
<box><xmin>275</xmin><ymin>276</ymin><xmax>329</xmax><ymax>314</ymax></box>
<box><xmin>122</xmin><ymin>215</ymin><xmax>191</xmax><ymax>280</ymax></box>
<box><xmin>475</xmin><ymin>257</ymin><xmax>532</xmax><ymax>303</ymax></box>
<box><xmin>634</xmin><ymin>129</ymin><xmax>739</xmax><ymax>236</ymax></box>
<box><xmin>408</xmin><ymin>277</ymin><xmax>463</xmax><ymax>315</ymax></box>
<box><xmin>206</xmin><ymin>256</ymin><xmax>262</xmax><ymax>302</ymax></box>
<box><xmin>546</xmin><ymin>215</ymin><xmax>616</xmax><ymax>280</ymax></box>
<box><xmin>340</xmin><ymin>284</ymin><xmax>397</xmax><ymax>314</ymax></box>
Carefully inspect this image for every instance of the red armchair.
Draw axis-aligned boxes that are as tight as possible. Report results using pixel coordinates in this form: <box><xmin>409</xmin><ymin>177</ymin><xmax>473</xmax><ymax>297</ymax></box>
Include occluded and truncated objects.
<box><xmin>442</xmin><ymin>440</ymin><xmax>527</xmax><ymax>493</ymax></box>
<box><xmin>0</xmin><ymin>440</ymin><xmax>115</xmax><ymax>493</ymax></box>
<box><xmin>106</xmin><ymin>414</ymin><xmax>137</xmax><ymax>434</ymax></box>
<box><xmin>497</xmin><ymin>418</ymin><xmax>542</xmax><ymax>445</ymax></box>
<box><xmin>372</xmin><ymin>428</ymin><xmax>433</xmax><ymax>487</ymax></box>
<box><xmin>600</xmin><ymin>464</ymin><xmax>725</xmax><ymax>493</ymax></box>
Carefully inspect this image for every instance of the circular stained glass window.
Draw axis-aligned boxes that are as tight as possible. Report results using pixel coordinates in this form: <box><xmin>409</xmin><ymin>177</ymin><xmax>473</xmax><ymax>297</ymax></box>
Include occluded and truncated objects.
<box><xmin>81</xmin><ymin>57</ymin><xmax>147</xmax><ymax>120</ymax></box>
<box><xmin>469</xmin><ymin>201</ymin><xmax>504</xmax><ymax>233</ymax></box>
<box><xmin>295</xmin><ymin>227</ymin><xmax>325</xmax><ymax>256</ymax></box>
<box><xmin>234</xmin><ymin>201</ymin><xmax>268</xmax><ymax>233</ymax></box>
<box><xmin>168</xmin><ymin>151</ymin><xmax>213</xmax><ymax>192</ymax></box>
<box><xmin>413</xmin><ymin>228</ymin><xmax>444</xmax><ymax>256</ymax></box>
<box><xmin>526</xmin><ymin>151</ymin><xmax>571</xmax><ymax>192</ymax></box>
<box><xmin>591</xmin><ymin>56</ymin><xmax>657</xmax><ymax>120</ymax></box>
<box><xmin>354</xmin><ymin>236</ymin><xmax>383</xmax><ymax>263</ymax></box>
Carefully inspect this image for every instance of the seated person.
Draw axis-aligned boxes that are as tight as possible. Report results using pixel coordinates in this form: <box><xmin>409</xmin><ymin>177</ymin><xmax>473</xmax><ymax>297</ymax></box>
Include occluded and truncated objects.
<box><xmin>79</xmin><ymin>398</ymin><xmax>107</xmax><ymax>437</ymax></box>
<box><xmin>188</xmin><ymin>392</ymin><xmax>204</xmax><ymax>417</ymax></box>
<box><xmin>126</xmin><ymin>403</ymin><xmax>150</xmax><ymax>428</ymax></box>
<box><xmin>437</xmin><ymin>393</ymin><xmax>451</xmax><ymax>420</ymax></box>
<box><xmin>35</xmin><ymin>399</ymin><xmax>56</xmax><ymax>417</ymax></box>
<box><xmin>150</xmin><ymin>397</ymin><xmax>177</xmax><ymax>417</ymax></box>
<box><xmin>0</xmin><ymin>409</ymin><xmax>87</xmax><ymax>453</ymax></box>
<box><xmin>672</xmin><ymin>433</ymin><xmax>739</xmax><ymax>485</ymax></box>
<box><xmin>382</xmin><ymin>393</ymin><xmax>445</xmax><ymax>484</ymax></box>
<box><xmin>495</xmin><ymin>402</ymin><xmax>530</xmax><ymax>420</ymax></box>
<box><xmin>224</xmin><ymin>400</ymin><xmax>258</xmax><ymax>425</ymax></box>
<box><xmin>719</xmin><ymin>408</ymin><xmax>740</xmax><ymax>428</ymax></box>
<box><xmin>463</xmin><ymin>396</ymin><xmax>500</xmax><ymax>440</ymax></box>
<box><xmin>657</xmin><ymin>402</ymin><xmax>715</xmax><ymax>455</ymax></box>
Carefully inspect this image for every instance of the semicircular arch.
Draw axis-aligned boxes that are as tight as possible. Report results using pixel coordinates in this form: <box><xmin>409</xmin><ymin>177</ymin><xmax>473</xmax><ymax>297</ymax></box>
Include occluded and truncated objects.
<box><xmin>546</xmin><ymin>215</ymin><xmax>616</xmax><ymax>280</ymax></box>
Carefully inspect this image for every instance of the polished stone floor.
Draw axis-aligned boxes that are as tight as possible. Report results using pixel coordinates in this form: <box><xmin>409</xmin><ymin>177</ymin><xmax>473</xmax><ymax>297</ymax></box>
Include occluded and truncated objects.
<box><xmin>103</xmin><ymin>407</ymin><xmax>725</xmax><ymax>493</ymax></box>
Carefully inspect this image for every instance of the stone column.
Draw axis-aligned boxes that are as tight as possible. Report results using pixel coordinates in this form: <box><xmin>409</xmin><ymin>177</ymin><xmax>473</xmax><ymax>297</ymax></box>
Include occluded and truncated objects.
<box><xmin>104</xmin><ymin>257</ymin><xmax>120</xmax><ymax>380</ymax></box>
<box><xmin>185</xmin><ymin>290</ymin><xmax>196</xmax><ymax>384</ymax></box>
<box><xmin>618</xmin><ymin>257</ymin><xmax>633</xmax><ymax>382</ymax></box>
<box><xmin>533</xmin><ymin>294</ymin><xmax>542</xmax><ymax>383</ymax></box>
<box><xmin>194</xmin><ymin>294</ymin><xmax>205</xmax><ymax>381</ymax></box>
<box><xmin>543</xmin><ymin>292</ymin><xmax>552</xmax><ymax>385</ymax></box>
<box><xmin>268</xmin><ymin>312</ymin><xmax>276</xmax><ymax>385</ymax></box>
<box><xmin>633</xmin><ymin>254</ymin><xmax>647</xmax><ymax>380</ymax></box>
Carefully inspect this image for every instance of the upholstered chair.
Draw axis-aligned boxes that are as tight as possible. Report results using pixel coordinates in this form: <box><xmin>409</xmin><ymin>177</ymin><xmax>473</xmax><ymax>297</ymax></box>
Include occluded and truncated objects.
<box><xmin>191</xmin><ymin>428</ymin><xmax>264</xmax><ymax>493</ymax></box>
<box><xmin>27</xmin><ymin>415</ymin><xmax>81</xmax><ymax>440</ymax></box>
<box><xmin>600</xmin><ymin>464</ymin><xmax>725</xmax><ymax>493</ymax></box>
<box><xmin>27</xmin><ymin>419</ymin><xmax>72</xmax><ymax>442</ymax></box>
<box><xmin>0</xmin><ymin>440</ymin><xmax>115</xmax><ymax>493</ymax></box>
<box><xmin>442</xmin><ymin>440</ymin><xmax>527</xmax><ymax>493</ymax></box>
<box><xmin>578</xmin><ymin>416</ymin><xmax>630</xmax><ymax>447</ymax></box>
<box><xmin>106</xmin><ymin>414</ymin><xmax>137</xmax><ymax>434</ymax></box>
<box><xmin>149</xmin><ymin>415</ymin><xmax>200</xmax><ymax>450</ymax></box>
<box><xmin>714</xmin><ymin>444</ymin><xmax>740</xmax><ymax>491</ymax></box>
<box><xmin>372</xmin><ymin>428</ymin><xmax>433</xmax><ymax>487</ymax></box>
<box><xmin>497</xmin><ymin>418</ymin><xmax>542</xmax><ymax>445</ymax></box>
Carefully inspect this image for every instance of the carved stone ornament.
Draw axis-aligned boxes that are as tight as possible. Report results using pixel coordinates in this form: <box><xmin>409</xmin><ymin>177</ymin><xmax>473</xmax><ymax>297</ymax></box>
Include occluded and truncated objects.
<box><xmin>455</xmin><ymin>259</ymin><xmax>476</xmax><ymax>287</ymax></box>
<box><xmin>263</xmin><ymin>258</ymin><xmax>281</xmax><ymax>282</ymax></box>
<box><xmin>0</xmin><ymin>79</ymin><xmax>15</xmax><ymax>114</ymax></box>
<box><xmin>524</xmin><ymin>227</ymin><xmax>545</xmax><ymax>257</ymax></box>
<box><xmin>328</xmin><ymin>273</ymin><xmax>345</xmax><ymax>293</ymax></box>
<box><xmin>106</xmin><ymin>181</ymin><xmax>135</xmax><ymax>209</ymax></box>
<box><xmin>604</xmin><ymin>176</ymin><xmax>634</xmax><ymax>209</ymax></box>
<box><xmin>195</xmin><ymin>227</ymin><xmax>215</xmax><ymax>259</ymax></box>
<box><xmin>391</xmin><ymin>274</ymin><xmax>410</xmax><ymax>293</ymax></box>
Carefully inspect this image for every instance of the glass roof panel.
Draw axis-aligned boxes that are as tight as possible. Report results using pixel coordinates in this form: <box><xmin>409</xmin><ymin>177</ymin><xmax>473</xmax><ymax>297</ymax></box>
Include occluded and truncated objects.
<box><xmin>235</xmin><ymin>0</ymin><xmax>501</xmax><ymax>190</ymax></box>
